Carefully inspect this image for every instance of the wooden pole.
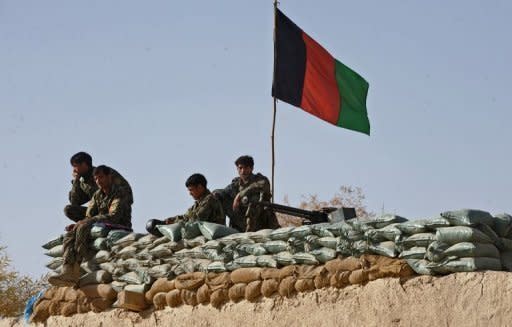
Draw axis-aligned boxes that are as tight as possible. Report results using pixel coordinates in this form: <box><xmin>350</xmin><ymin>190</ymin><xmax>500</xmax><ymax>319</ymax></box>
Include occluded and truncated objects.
<box><xmin>271</xmin><ymin>0</ymin><xmax>278</xmax><ymax>203</ymax></box>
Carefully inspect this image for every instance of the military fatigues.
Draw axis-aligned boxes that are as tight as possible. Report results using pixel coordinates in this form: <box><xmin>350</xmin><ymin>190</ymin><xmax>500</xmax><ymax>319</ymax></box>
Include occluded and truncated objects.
<box><xmin>168</xmin><ymin>189</ymin><xmax>225</xmax><ymax>225</ymax></box>
<box><xmin>215</xmin><ymin>173</ymin><xmax>280</xmax><ymax>232</ymax></box>
<box><xmin>62</xmin><ymin>184</ymin><xmax>132</xmax><ymax>265</ymax></box>
<box><xmin>64</xmin><ymin>167</ymin><xmax>133</xmax><ymax>222</ymax></box>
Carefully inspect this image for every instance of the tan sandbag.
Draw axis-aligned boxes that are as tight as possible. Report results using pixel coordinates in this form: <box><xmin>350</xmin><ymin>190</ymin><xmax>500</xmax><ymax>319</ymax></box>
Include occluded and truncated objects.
<box><xmin>228</xmin><ymin>283</ymin><xmax>246</xmax><ymax>302</ymax></box>
<box><xmin>325</xmin><ymin>257</ymin><xmax>362</xmax><ymax>273</ymax></box>
<box><xmin>43</xmin><ymin>287</ymin><xmax>57</xmax><ymax>300</ymax></box>
<box><xmin>261</xmin><ymin>279</ymin><xmax>279</xmax><ymax>298</ymax></box>
<box><xmin>53</xmin><ymin>287</ymin><xmax>69</xmax><ymax>301</ymax></box>
<box><xmin>278</xmin><ymin>276</ymin><xmax>297</xmax><ymax>298</ymax></box>
<box><xmin>165</xmin><ymin>289</ymin><xmax>183</xmax><ymax>308</ymax></box>
<box><xmin>89</xmin><ymin>298</ymin><xmax>114</xmax><ymax>313</ymax></box>
<box><xmin>300</xmin><ymin>266</ymin><xmax>325</xmax><ymax>279</ymax></box>
<box><xmin>348</xmin><ymin>269</ymin><xmax>369</xmax><ymax>285</ymax></box>
<box><xmin>245</xmin><ymin>280</ymin><xmax>262</xmax><ymax>302</ymax></box>
<box><xmin>360</xmin><ymin>254</ymin><xmax>397</xmax><ymax>268</ymax></box>
<box><xmin>145</xmin><ymin>278</ymin><xmax>175</xmax><ymax>304</ymax></box>
<box><xmin>181</xmin><ymin>289</ymin><xmax>198</xmax><ymax>306</ymax></box>
<box><xmin>117</xmin><ymin>290</ymin><xmax>149</xmax><ymax>312</ymax></box>
<box><xmin>330</xmin><ymin>271</ymin><xmax>351</xmax><ymax>288</ymax></box>
<box><xmin>196</xmin><ymin>284</ymin><xmax>211</xmax><ymax>305</ymax></box>
<box><xmin>210</xmin><ymin>289</ymin><xmax>228</xmax><ymax>308</ymax></box>
<box><xmin>295</xmin><ymin>279</ymin><xmax>315</xmax><ymax>292</ymax></box>
<box><xmin>261</xmin><ymin>268</ymin><xmax>281</xmax><ymax>280</ymax></box>
<box><xmin>60</xmin><ymin>302</ymin><xmax>77</xmax><ymax>317</ymax></box>
<box><xmin>76</xmin><ymin>297</ymin><xmax>90</xmax><ymax>314</ymax></box>
<box><xmin>313</xmin><ymin>269</ymin><xmax>331</xmax><ymax>289</ymax></box>
<box><xmin>153</xmin><ymin>292</ymin><xmax>168</xmax><ymax>310</ymax></box>
<box><xmin>175</xmin><ymin>272</ymin><xmax>205</xmax><ymax>290</ymax></box>
<box><xmin>230</xmin><ymin>267</ymin><xmax>262</xmax><ymax>284</ymax></box>
<box><xmin>79</xmin><ymin>284</ymin><xmax>117</xmax><ymax>301</ymax></box>
<box><xmin>296</xmin><ymin>265</ymin><xmax>316</xmax><ymax>277</ymax></box>
<box><xmin>64</xmin><ymin>288</ymin><xmax>79</xmax><ymax>302</ymax></box>
<box><xmin>279</xmin><ymin>265</ymin><xmax>298</xmax><ymax>280</ymax></box>
<box><xmin>48</xmin><ymin>300</ymin><xmax>62</xmax><ymax>316</ymax></box>
<box><xmin>31</xmin><ymin>299</ymin><xmax>51</xmax><ymax>322</ymax></box>
<box><xmin>206</xmin><ymin>272</ymin><xmax>232</xmax><ymax>291</ymax></box>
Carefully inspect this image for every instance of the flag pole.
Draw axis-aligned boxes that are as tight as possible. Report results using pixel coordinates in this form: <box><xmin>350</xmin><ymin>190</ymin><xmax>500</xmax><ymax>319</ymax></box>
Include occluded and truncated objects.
<box><xmin>271</xmin><ymin>0</ymin><xmax>278</xmax><ymax>203</ymax></box>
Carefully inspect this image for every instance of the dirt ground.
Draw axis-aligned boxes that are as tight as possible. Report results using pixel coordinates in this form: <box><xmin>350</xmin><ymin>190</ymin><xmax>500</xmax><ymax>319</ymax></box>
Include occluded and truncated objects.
<box><xmin>2</xmin><ymin>271</ymin><xmax>512</xmax><ymax>327</ymax></box>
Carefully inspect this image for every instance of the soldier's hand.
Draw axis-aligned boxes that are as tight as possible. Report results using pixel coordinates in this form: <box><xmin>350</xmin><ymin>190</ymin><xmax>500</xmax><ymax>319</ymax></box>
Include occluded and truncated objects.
<box><xmin>72</xmin><ymin>171</ymin><xmax>79</xmax><ymax>181</ymax></box>
<box><xmin>65</xmin><ymin>223</ymin><xmax>76</xmax><ymax>232</ymax></box>
<box><xmin>233</xmin><ymin>194</ymin><xmax>241</xmax><ymax>210</ymax></box>
<box><xmin>164</xmin><ymin>217</ymin><xmax>175</xmax><ymax>225</ymax></box>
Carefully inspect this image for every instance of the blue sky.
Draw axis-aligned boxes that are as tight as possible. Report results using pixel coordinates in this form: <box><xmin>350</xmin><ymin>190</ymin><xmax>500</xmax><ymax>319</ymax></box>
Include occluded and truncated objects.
<box><xmin>1</xmin><ymin>0</ymin><xmax>511</xmax><ymax>277</ymax></box>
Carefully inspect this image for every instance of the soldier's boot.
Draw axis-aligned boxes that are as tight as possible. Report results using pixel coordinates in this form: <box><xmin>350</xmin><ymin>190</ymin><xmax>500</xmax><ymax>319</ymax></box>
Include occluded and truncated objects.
<box><xmin>48</xmin><ymin>263</ymin><xmax>80</xmax><ymax>287</ymax></box>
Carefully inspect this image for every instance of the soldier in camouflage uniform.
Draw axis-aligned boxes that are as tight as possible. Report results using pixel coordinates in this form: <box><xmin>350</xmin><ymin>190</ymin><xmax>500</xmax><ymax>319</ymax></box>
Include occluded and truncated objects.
<box><xmin>50</xmin><ymin>165</ymin><xmax>133</xmax><ymax>287</ymax></box>
<box><xmin>214</xmin><ymin>155</ymin><xmax>280</xmax><ymax>232</ymax></box>
<box><xmin>64</xmin><ymin>152</ymin><xmax>133</xmax><ymax>222</ymax></box>
<box><xmin>146</xmin><ymin>174</ymin><xmax>224</xmax><ymax>235</ymax></box>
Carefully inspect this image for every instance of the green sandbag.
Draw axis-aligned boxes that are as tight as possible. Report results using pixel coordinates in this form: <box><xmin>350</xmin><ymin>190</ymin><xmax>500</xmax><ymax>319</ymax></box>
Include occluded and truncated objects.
<box><xmin>197</xmin><ymin>221</ymin><xmax>238</xmax><ymax>240</ymax></box>
<box><xmin>234</xmin><ymin>255</ymin><xmax>258</xmax><ymax>268</ymax></box>
<box><xmin>237</xmin><ymin>244</ymin><xmax>267</xmax><ymax>256</ymax></box>
<box><xmin>113</xmin><ymin>232</ymin><xmax>144</xmax><ymax>247</ymax></box>
<box><xmin>494</xmin><ymin>213</ymin><xmax>512</xmax><ymax>237</ymax></box>
<box><xmin>92</xmin><ymin>237</ymin><xmax>108</xmax><ymax>251</ymax></box>
<box><xmin>290</xmin><ymin>226</ymin><xmax>313</xmax><ymax>239</ymax></box>
<box><xmin>368</xmin><ymin>241</ymin><xmax>397</xmax><ymax>258</ymax></box>
<box><xmin>315</xmin><ymin>237</ymin><xmax>338</xmax><ymax>250</ymax></box>
<box><xmin>207</xmin><ymin>261</ymin><xmax>227</xmax><ymax>273</ymax></box>
<box><xmin>293</xmin><ymin>252</ymin><xmax>319</xmax><ymax>265</ymax></box>
<box><xmin>436</xmin><ymin>227</ymin><xmax>493</xmax><ymax>245</ymax></box>
<box><xmin>157</xmin><ymin>222</ymin><xmax>183</xmax><ymax>242</ymax></box>
<box><xmin>42</xmin><ymin>235</ymin><xmax>64</xmax><ymax>250</ymax></box>
<box><xmin>501</xmin><ymin>251</ymin><xmax>512</xmax><ymax>271</ymax></box>
<box><xmin>406</xmin><ymin>259</ymin><xmax>433</xmax><ymax>275</ymax></box>
<box><xmin>365</xmin><ymin>224</ymin><xmax>402</xmax><ymax>242</ymax></box>
<box><xmin>45</xmin><ymin>245</ymin><xmax>63</xmax><ymax>257</ymax></box>
<box><xmin>440</xmin><ymin>209</ymin><xmax>494</xmax><ymax>227</ymax></box>
<box><xmin>310</xmin><ymin>247</ymin><xmax>337</xmax><ymax>263</ymax></box>
<box><xmin>181</xmin><ymin>221</ymin><xmax>202</xmax><ymax>240</ymax></box>
<box><xmin>425</xmin><ymin>241</ymin><xmax>450</xmax><ymax>262</ymax></box>
<box><xmin>106</xmin><ymin>230</ymin><xmax>132</xmax><ymax>247</ymax></box>
<box><xmin>45</xmin><ymin>257</ymin><xmax>63</xmax><ymax>270</ymax></box>
<box><xmin>399</xmin><ymin>247</ymin><xmax>426</xmax><ymax>260</ymax></box>
<box><xmin>311</xmin><ymin>223</ymin><xmax>336</xmax><ymax>238</ymax></box>
<box><xmin>91</xmin><ymin>225</ymin><xmax>109</xmax><ymax>238</ymax></box>
<box><xmin>400</xmin><ymin>233</ymin><xmax>436</xmax><ymax>248</ymax></box>
<box><xmin>365</xmin><ymin>214</ymin><xmax>408</xmax><ymax>229</ymax></box>
<box><xmin>78</xmin><ymin>270</ymin><xmax>112</xmax><ymax>287</ymax></box>
<box><xmin>443</xmin><ymin>242</ymin><xmax>500</xmax><ymax>259</ymax></box>
<box><xmin>428</xmin><ymin>257</ymin><xmax>502</xmax><ymax>274</ymax></box>
<box><xmin>275</xmin><ymin>251</ymin><xmax>296</xmax><ymax>266</ymax></box>
<box><xmin>270</xmin><ymin>227</ymin><xmax>295</xmax><ymax>240</ymax></box>
<box><xmin>262</xmin><ymin>240</ymin><xmax>289</xmax><ymax>254</ymax></box>
<box><xmin>423</xmin><ymin>216</ymin><xmax>451</xmax><ymax>230</ymax></box>
<box><xmin>395</xmin><ymin>220</ymin><xmax>427</xmax><ymax>235</ymax></box>
<box><xmin>256</xmin><ymin>255</ymin><xmax>278</xmax><ymax>268</ymax></box>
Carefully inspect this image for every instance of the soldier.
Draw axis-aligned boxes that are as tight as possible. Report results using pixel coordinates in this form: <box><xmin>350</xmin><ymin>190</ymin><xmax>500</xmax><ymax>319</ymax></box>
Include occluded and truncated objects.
<box><xmin>214</xmin><ymin>155</ymin><xmax>280</xmax><ymax>232</ymax></box>
<box><xmin>146</xmin><ymin>174</ymin><xmax>225</xmax><ymax>235</ymax></box>
<box><xmin>49</xmin><ymin>165</ymin><xmax>133</xmax><ymax>287</ymax></box>
<box><xmin>64</xmin><ymin>152</ymin><xmax>133</xmax><ymax>222</ymax></box>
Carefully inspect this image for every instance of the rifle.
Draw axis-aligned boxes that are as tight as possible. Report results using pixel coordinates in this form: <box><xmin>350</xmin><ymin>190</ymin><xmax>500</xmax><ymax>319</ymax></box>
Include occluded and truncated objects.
<box><xmin>241</xmin><ymin>194</ymin><xmax>356</xmax><ymax>225</ymax></box>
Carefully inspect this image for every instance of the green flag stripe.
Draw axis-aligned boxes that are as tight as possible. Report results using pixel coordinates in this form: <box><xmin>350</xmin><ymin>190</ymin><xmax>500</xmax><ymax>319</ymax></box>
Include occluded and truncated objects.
<box><xmin>334</xmin><ymin>60</ymin><xmax>370</xmax><ymax>135</ymax></box>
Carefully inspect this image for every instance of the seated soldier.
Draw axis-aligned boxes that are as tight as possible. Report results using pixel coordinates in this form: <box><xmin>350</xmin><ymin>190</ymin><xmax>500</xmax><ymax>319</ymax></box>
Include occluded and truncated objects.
<box><xmin>214</xmin><ymin>155</ymin><xmax>280</xmax><ymax>232</ymax></box>
<box><xmin>146</xmin><ymin>174</ymin><xmax>225</xmax><ymax>236</ymax></box>
<box><xmin>49</xmin><ymin>165</ymin><xmax>133</xmax><ymax>287</ymax></box>
<box><xmin>64</xmin><ymin>152</ymin><xmax>133</xmax><ymax>222</ymax></box>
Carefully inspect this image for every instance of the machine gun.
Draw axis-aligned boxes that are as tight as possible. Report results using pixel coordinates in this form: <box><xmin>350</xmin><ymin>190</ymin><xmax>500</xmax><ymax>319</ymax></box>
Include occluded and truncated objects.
<box><xmin>241</xmin><ymin>195</ymin><xmax>356</xmax><ymax>225</ymax></box>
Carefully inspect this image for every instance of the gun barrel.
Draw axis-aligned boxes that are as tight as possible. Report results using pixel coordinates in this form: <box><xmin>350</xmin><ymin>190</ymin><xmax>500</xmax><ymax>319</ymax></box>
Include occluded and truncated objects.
<box><xmin>260</xmin><ymin>201</ymin><xmax>328</xmax><ymax>223</ymax></box>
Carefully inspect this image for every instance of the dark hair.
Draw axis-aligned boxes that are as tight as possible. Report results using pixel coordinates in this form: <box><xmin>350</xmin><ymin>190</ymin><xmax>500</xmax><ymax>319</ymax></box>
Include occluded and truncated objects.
<box><xmin>185</xmin><ymin>173</ymin><xmax>207</xmax><ymax>188</ymax></box>
<box><xmin>235</xmin><ymin>155</ymin><xmax>254</xmax><ymax>168</ymax></box>
<box><xmin>93</xmin><ymin>165</ymin><xmax>112</xmax><ymax>176</ymax></box>
<box><xmin>70</xmin><ymin>152</ymin><xmax>92</xmax><ymax>167</ymax></box>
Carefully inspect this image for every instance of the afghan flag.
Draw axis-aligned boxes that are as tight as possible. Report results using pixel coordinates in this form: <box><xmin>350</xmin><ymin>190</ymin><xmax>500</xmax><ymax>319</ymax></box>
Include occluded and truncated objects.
<box><xmin>272</xmin><ymin>9</ymin><xmax>370</xmax><ymax>135</ymax></box>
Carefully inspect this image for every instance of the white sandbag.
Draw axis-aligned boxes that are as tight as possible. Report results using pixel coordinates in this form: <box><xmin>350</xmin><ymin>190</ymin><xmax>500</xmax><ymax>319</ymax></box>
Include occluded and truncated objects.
<box><xmin>45</xmin><ymin>245</ymin><xmax>63</xmax><ymax>258</ymax></box>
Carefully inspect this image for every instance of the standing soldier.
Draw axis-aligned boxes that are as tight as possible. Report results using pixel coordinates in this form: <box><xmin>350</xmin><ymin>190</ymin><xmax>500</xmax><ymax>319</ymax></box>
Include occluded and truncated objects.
<box><xmin>64</xmin><ymin>152</ymin><xmax>133</xmax><ymax>222</ymax></box>
<box><xmin>146</xmin><ymin>174</ymin><xmax>225</xmax><ymax>235</ymax></box>
<box><xmin>49</xmin><ymin>165</ymin><xmax>133</xmax><ymax>287</ymax></box>
<box><xmin>214</xmin><ymin>155</ymin><xmax>280</xmax><ymax>232</ymax></box>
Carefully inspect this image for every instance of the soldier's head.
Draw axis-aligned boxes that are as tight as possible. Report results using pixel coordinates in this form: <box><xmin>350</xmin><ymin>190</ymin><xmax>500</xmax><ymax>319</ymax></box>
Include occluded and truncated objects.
<box><xmin>235</xmin><ymin>155</ymin><xmax>254</xmax><ymax>182</ymax></box>
<box><xmin>93</xmin><ymin>165</ymin><xmax>113</xmax><ymax>192</ymax></box>
<box><xmin>70</xmin><ymin>152</ymin><xmax>93</xmax><ymax>177</ymax></box>
<box><xmin>185</xmin><ymin>173</ymin><xmax>207</xmax><ymax>200</ymax></box>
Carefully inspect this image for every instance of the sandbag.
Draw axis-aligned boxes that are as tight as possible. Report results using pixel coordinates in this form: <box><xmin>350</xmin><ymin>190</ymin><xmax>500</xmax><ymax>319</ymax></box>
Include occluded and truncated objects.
<box><xmin>366</xmin><ymin>214</ymin><xmax>408</xmax><ymax>229</ymax></box>
<box><xmin>369</xmin><ymin>241</ymin><xmax>397</xmax><ymax>257</ymax></box>
<box><xmin>315</xmin><ymin>237</ymin><xmax>338</xmax><ymax>249</ymax></box>
<box><xmin>395</xmin><ymin>220</ymin><xmax>427</xmax><ymax>235</ymax></box>
<box><xmin>501</xmin><ymin>251</ymin><xmax>512</xmax><ymax>271</ymax></box>
<box><xmin>78</xmin><ymin>270</ymin><xmax>112</xmax><ymax>287</ymax></box>
<box><xmin>494</xmin><ymin>213</ymin><xmax>512</xmax><ymax>237</ymax></box>
<box><xmin>365</xmin><ymin>224</ymin><xmax>401</xmax><ymax>242</ymax></box>
<box><xmin>348</xmin><ymin>269</ymin><xmax>369</xmax><ymax>284</ymax></box>
<box><xmin>293</xmin><ymin>252</ymin><xmax>319</xmax><ymax>265</ymax></box>
<box><xmin>45</xmin><ymin>245</ymin><xmax>63</xmax><ymax>258</ymax></box>
<box><xmin>311</xmin><ymin>224</ymin><xmax>335</xmax><ymax>237</ymax></box>
<box><xmin>275</xmin><ymin>251</ymin><xmax>296</xmax><ymax>266</ymax></box>
<box><xmin>153</xmin><ymin>292</ymin><xmax>168</xmax><ymax>310</ymax></box>
<box><xmin>256</xmin><ymin>255</ymin><xmax>278</xmax><ymax>268</ymax></box>
<box><xmin>48</xmin><ymin>300</ymin><xmax>62</xmax><ymax>316</ymax></box>
<box><xmin>234</xmin><ymin>255</ymin><xmax>258</xmax><ymax>268</ymax></box>
<box><xmin>444</xmin><ymin>242</ymin><xmax>500</xmax><ymax>259</ymax></box>
<box><xmin>210</xmin><ymin>289</ymin><xmax>228</xmax><ymax>308</ymax></box>
<box><xmin>250</xmin><ymin>229</ymin><xmax>273</xmax><ymax>243</ymax></box>
<box><xmin>206</xmin><ymin>272</ymin><xmax>232</xmax><ymax>291</ymax></box>
<box><xmin>231</xmin><ymin>267</ymin><xmax>262</xmax><ymax>284</ymax></box>
<box><xmin>124</xmin><ymin>284</ymin><xmax>150</xmax><ymax>294</ymax></box>
<box><xmin>157</xmin><ymin>223</ymin><xmax>183</xmax><ymax>242</ymax></box>
<box><xmin>165</xmin><ymin>289</ymin><xmax>183</xmax><ymax>308</ymax></box>
<box><xmin>261</xmin><ymin>278</ymin><xmax>279</xmax><ymax>297</ymax></box>
<box><xmin>106</xmin><ymin>230</ymin><xmax>132</xmax><ymax>247</ymax></box>
<box><xmin>149</xmin><ymin>244</ymin><xmax>174</xmax><ymax>258</ymax></box>
<box><xmin>184</xmin><ymin>235</ymin><xmax>207</xmax><ymax>248</ymax></box>
<box><xmin>118</xmin><ymin>271</ymin><xmax>143</xmax><ymax>285</ymax></box>
<box><xmin>60</xmin><ymin>302</ymin><xmax>77</xmax><ymax>317</ymax></box>
<box><xmin>400</xmin><ymin>233</ymin><xmax>436</xmax><ymax>248</ymax></box>
<box><xmin>245</xmin><ymin>280</ymin><xmax>262</xmax><ymax>302</ymax></box>
<box><xmin>290</xmin><ymin>226</ymin><xmax>312</xmax><ymax>239</ymax></box>
<box><xmin>325</xmin><ymin>257</ymin><xmax>362</xmax><ymax>273</ymax></box>
<box><xmin>198</xmin><ymin>221</ymin><xmax>238</xmax><ymax>240</ymax></box>
<box><xmin>31</xmin><ymin>300</ymin><xmax>51</xmax><ymax>322</ymax></box>
<box><xmin>436</xmin><ymin>227</ymin><xmax>493</xmax><ymax>245</ymax></box>
<box><xmin>42</xmin><ymin>235</ymin><xmax>64</xmax><ymax>250</ymax></box>
<box><xmin>330</xmin><ymin>271</ymin><xmax>350</xmax><ymax>288</ymax></box>
<box><xmin>429</xmin><ymin>257</ymin><xmax>502</xmax><ymax>274</ymax></box>
<box><xmin>425</xmin><ymin>241</ymin><xmax>450</xmax><ymax>262</ymax></box>
<box><xmin>295</xmin><ymin>278</ymin><xmax>315</xmax><ymax>292</ymax></box>
<box><xmin>238</xmin><ymin>243</ymin><xmax>267</xmax><ymax>256</ymax></box>
<box><xmin>79</xmin><ymin>284</ymin><xmax>117</xmax><ymax>301</ymax></box>
<box><xmin>90</xmin><ymin>298</ymin><xmax>114</xmax><ymax>313</ymax></box>
<box><xmin>181</xmin><ymin>221</ymin><xmax>202</xmax><ymax>240</ymax></box>
<box><xmin>91</xmin><ymin>225</ymin><xmax>109</xmax><ymax>238</ymax></box>
<box><xmin>279</xmin><ymin>265</ymin><xmax>299</xmax><ymax>279</ymax></box>
<box><xmin>423</xmin><ymin>216</ymin><xmax>451</xmax><ymax>230</ymax></box>
<box><xmin>80</xmin><ymin>260</ymin><xmax>100</xmax><ymax>274</ymax></box>
<box><xmin>94</xmin><ymin>250</ymin><xmax>111</xmax><ymax>264</ymax></box>
<box><xmin>441</xmin><ymin>209</ymin><xmax>494</xmax><ymax>227</ymax></box>
<box><xmin>278</xmin><ymin>276</ymin><xmax>297</xmax><ymax>297</ymax></box>
<box><xmin>46</xmin><ymin>257</ymin><xmax>63</xmax><ymax>270</ymax></box>
<box><xmin>181</xmin><ymin>289</ymin><xmax>198</xmax><ymax>306</ymax></box>
<box><xmin>228</xmin><ymin>283</ymin><xmax>246</xmax><ymax>302</ymax></box>
<box><xmin>148</xmin><ymin>264</ymin><xmax>173</xmax><ymax>279</ymax></box>
<box><xmin>175</xmin><ymin>272</ymin><xmax>205</xmax><ymax>290</ymax></box>
<box><xmin>114</xmin><ymin>232</ymin><xmax>143</xmax><ymax>247</ymax></box>
<box><xmin>313</xmin><ymin>269</ymin><xmax>331</xmax><ymax>289</ymax></box>
<box><xmin>64</xmin><ymin>288</ymin><xmax>79</xmax><ymax>302</ymax></box>
<box><xmin>262</xmin><ymin>240</ymin><xmax>289</xmax><ymax>254</ymax></box>
<box><xmin>207</xmin><ymin>261</ymin><xmax>227</xmax><ymax>273</ymax></box>
<box><xmin>270</xmin><ymin>227</ymin><xmax>295</xmax><ymax>240</ymax></box>
<box><xmin>197</xmin><ymin>283</ymin><xmax>211</xmax><ymax>304</ymax></box>
<box><xmin>145</xmin><ymin>278</ymin><xmax>175</xmax><ymax>304</ymax></box>
<box><xmin>399</xmin><ymin>247</ymin><xmax>427</xmax><ymax>260</ymax></box>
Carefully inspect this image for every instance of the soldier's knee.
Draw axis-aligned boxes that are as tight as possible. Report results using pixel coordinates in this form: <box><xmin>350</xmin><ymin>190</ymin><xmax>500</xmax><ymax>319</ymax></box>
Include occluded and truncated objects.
<box><xmin>63</xmin><ymin>205</ymin><xmax>73</xmax><ymax>217</ymax></box>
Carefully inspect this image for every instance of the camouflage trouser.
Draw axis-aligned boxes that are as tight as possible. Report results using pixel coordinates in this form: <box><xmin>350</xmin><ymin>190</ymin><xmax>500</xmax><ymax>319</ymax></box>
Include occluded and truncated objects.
<box><xmin>64</xmin><ymin>205</ymin><xmax>87</xmax><ymax>222</ymax></box>
<box><xmin>63</xmin><ymin>219</ymin><xmax>95</xmax><ymax>265</ymax></box>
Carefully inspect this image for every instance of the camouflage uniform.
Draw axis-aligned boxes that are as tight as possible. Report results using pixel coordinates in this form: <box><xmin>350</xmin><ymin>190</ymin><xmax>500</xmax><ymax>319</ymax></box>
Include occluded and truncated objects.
<box><xmin>64</xmin><ymin>167</ymin><xmax>133</xmax><ymax>222</ymax></box>
<box><xmin>62</xmin><ymin>184</ymin><xmax>132</xmax><ymax>265</ymax></box>
<box><xmin>215</xmin><ymin>173</ymin><xmax>279</xmax><ymax>232</ymax></box>
<box><xmin>168</xmin><ymin>189</ymin><xmax>225</xmax><ymax>225</ymax></box>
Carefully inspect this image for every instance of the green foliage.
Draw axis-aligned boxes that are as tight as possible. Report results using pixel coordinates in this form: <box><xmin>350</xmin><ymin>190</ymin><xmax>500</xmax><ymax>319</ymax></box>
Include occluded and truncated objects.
<box><xmin>0</xmin><ymin>246</ymin><xmax>49</xmax><ymax>317</ymax></box>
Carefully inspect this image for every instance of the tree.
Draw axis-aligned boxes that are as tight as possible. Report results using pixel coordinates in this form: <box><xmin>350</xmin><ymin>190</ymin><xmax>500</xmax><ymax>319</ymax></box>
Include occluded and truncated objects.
<box><xmin>277</xmin><ymin>185</ymin><xmax>374</xmax><ymax>227</ymax></box>
<box><xmin>0</xmin><ymin>246</ymin><xmax>49</xmax><ymax>317</ymax></box>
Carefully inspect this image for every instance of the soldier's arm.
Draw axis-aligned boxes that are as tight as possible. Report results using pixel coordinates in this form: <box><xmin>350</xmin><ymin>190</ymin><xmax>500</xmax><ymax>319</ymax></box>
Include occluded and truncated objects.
<box><xmin>85</xmin><ymin>195</ymin><xmax>99</xmax><ymax>219</ymax></box>
<box><xmin>89</xmin><ymin>195</ymin><xmax>129</xmax><ymax>224</ymax></box>
<box><xmin>69</xmin><ymin>180</ymin><xmax>89</xmax><ymax>205</ymax></box>
<box><xmin>213</xmin><ymin>180</ymin><xmax>237</xmax><ymax>200</ymax></box>
<box><xmin>238</xmin><ymin>178</ymin><xmax>271</xmax><ymax>199</ymax></box>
